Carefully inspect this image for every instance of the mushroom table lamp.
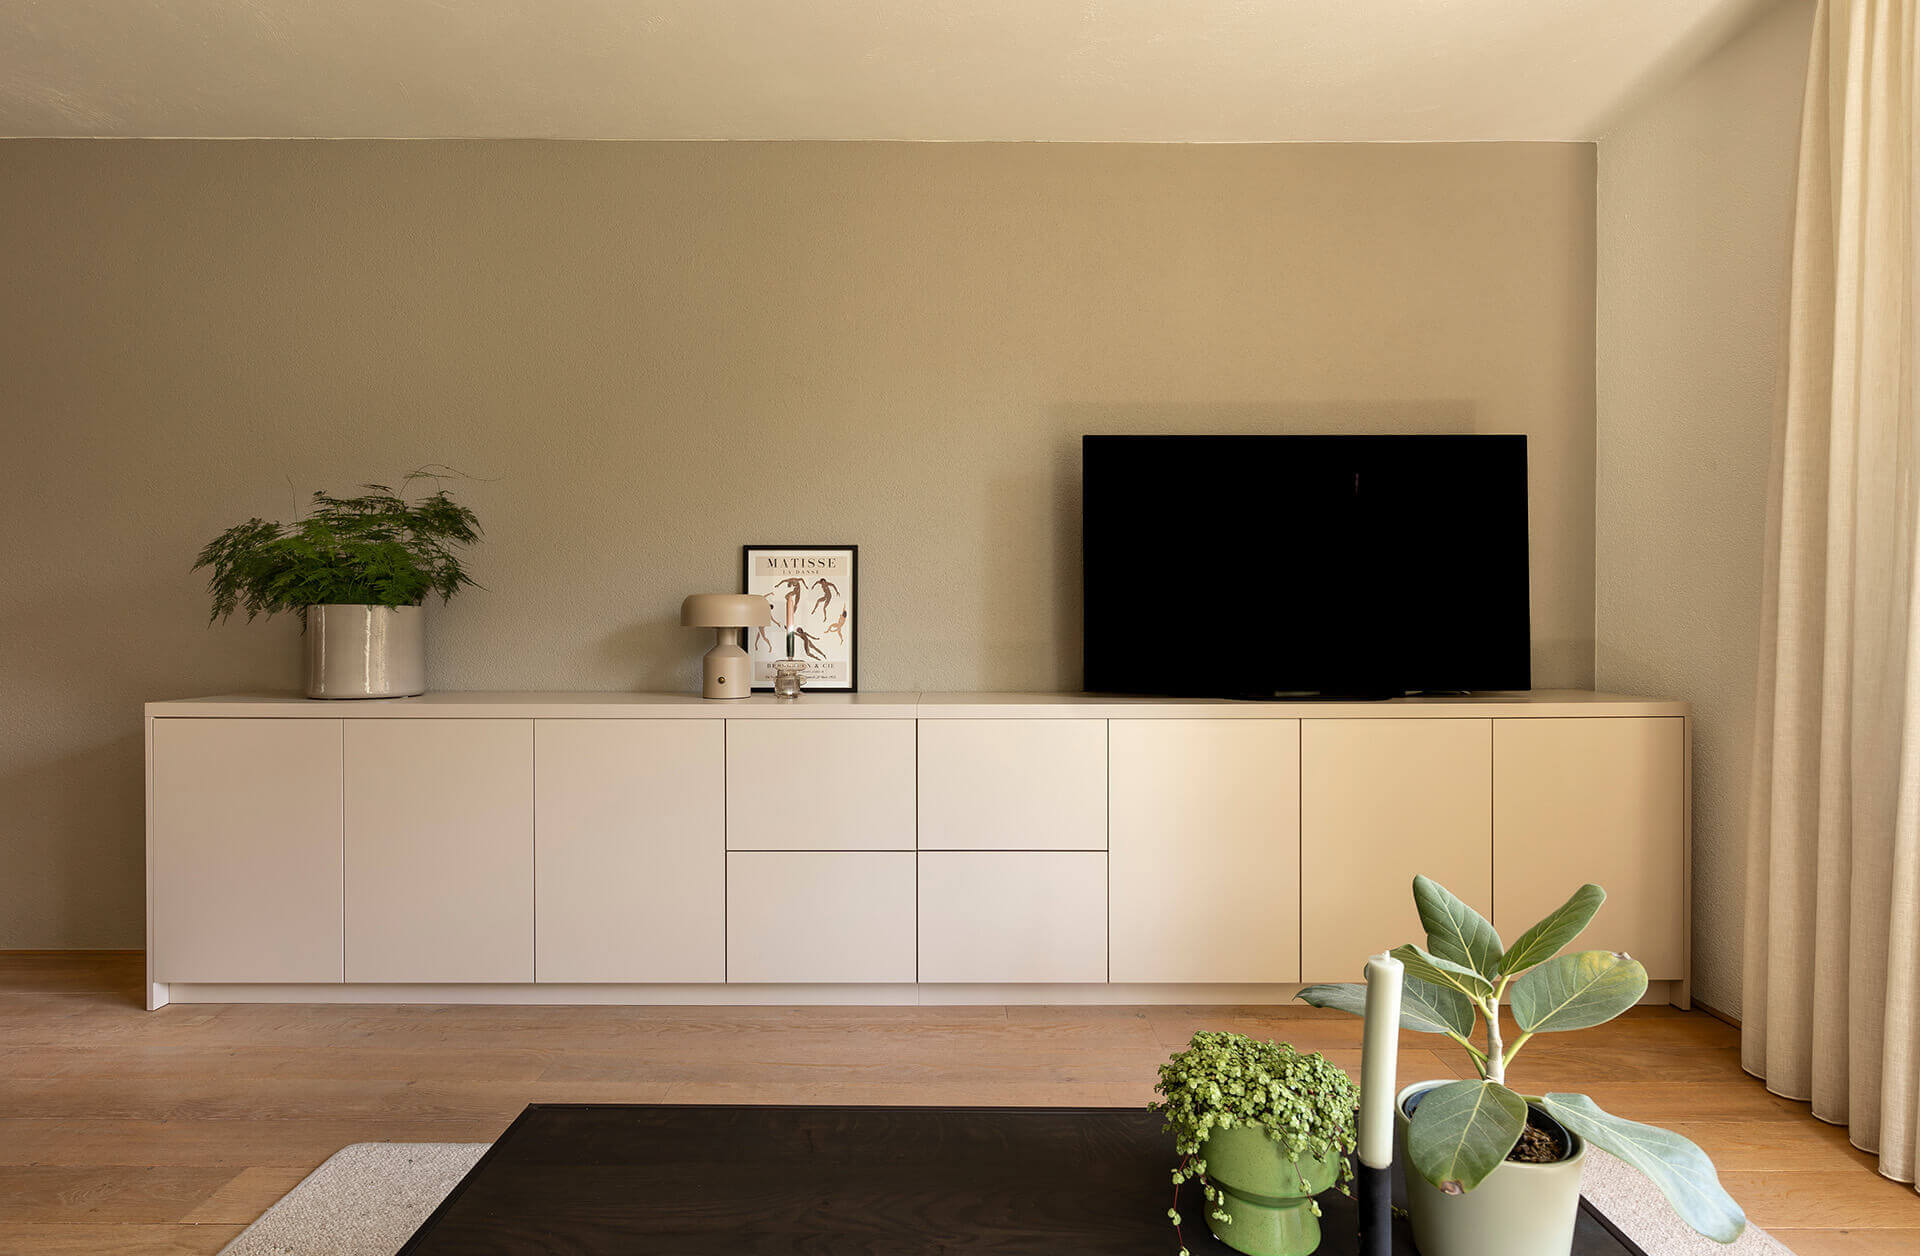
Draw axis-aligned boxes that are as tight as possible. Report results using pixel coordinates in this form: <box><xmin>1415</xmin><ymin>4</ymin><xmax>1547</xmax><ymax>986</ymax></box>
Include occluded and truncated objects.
<box><xmin>680</xmin><ymin>593</ymin><xmax>771</xmax><ymax>699</ymax></box>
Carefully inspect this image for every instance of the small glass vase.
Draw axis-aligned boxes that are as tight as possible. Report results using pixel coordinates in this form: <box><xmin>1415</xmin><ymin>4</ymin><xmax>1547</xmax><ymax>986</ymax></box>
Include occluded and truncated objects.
<box><xmin>772</xmin><ymin>658</ymin><xmax>806</xmax><ymax>699</ymax></box>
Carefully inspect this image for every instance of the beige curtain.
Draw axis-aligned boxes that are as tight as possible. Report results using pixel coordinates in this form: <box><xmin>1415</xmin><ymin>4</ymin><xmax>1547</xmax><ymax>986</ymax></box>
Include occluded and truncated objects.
<box><xmin>1744</xmin><ymin>0</ymin><xmax>1919</xmax><ymax>1186</ymax></box>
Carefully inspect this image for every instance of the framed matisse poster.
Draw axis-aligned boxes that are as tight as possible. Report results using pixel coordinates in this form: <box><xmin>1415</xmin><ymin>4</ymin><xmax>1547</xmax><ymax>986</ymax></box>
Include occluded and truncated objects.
<box><xmin>742</xmin><ymin>545</ymin><xmax>858</xmax><ymax>692</ymax></box>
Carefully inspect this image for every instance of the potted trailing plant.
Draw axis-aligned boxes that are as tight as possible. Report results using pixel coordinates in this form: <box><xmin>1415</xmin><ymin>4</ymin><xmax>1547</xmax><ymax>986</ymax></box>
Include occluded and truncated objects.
<box><xmin>1153</xmin><ymin>1031</ymin><xmax>1360</xmax><ymax>1256</ymax></box>
<box><xmin>194</xmin><ymin>473</ymin><xmax>482</xmax><ymax>699</ymax></box>
<box><xmin>1299</xmin><ymin>876</ymin><xmax>1745</xmax><ymax>1256</ymax></box>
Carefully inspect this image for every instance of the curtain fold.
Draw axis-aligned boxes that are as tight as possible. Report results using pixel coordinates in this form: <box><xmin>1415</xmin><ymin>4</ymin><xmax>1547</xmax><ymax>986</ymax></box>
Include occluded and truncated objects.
<box><xmin>1744</xmin><ymin>0</ymin><xmax>1919</xmax><ymax>1186</ymax></box>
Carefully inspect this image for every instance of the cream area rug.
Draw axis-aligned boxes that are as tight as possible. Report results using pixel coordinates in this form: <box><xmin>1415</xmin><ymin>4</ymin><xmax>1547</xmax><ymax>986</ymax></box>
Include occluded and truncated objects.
<box><xmin>220</xmin><ymin>1142</ymin><xmax>1794</xmax><ymax>1255</ymax></box>
<box><xmin>1579</xmin><ymin>1148</ymin><xmax>1793</xmax><ymax>1256</ymax></box>
<box><xmin>218</xmin><ymin>1144</ymin><xmax>487</xmax><ymax>1256</ymax></box>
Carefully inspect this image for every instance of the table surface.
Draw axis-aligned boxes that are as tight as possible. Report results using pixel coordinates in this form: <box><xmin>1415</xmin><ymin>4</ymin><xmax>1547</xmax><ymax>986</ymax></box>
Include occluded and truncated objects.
<box><xmin>398</xmin><ymin>1104</ymin><xmax>1645</xmax><ymax>1255</ymax></box>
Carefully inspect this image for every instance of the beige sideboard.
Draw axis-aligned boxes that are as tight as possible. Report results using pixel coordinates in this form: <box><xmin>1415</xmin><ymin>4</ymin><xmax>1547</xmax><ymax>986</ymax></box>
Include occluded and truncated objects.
<box><xmin>143</xmin><ymin>691</ymin><xmax>1690</xmax><ymax>1010</ymax></box>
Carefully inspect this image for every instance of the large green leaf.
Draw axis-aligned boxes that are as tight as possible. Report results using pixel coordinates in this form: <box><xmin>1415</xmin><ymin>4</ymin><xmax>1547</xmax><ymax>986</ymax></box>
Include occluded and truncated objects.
<box><xmin>1413</xmin><ymin>875</ymin><xmax>1503</xmax><ymax>980</ymax></box>
<box><xmin>1539</xmin><ymin>1093</ymin><xmax>1746</xmax><ymax>1243</ymax></box>
<box><xmin>1510</xmin><ymin>950</ymin><xmax>1648</xmax><ymax>1033</ymax></box>
<box><xmin>1391</xmin><ymin>943</ymin><xmax>1495</xmax><ymax>1000</ymax></box>
<box><xmin>1405</xmin><ymin>1080</ymin><xmax>1527</xmax><ymax>1194</ymax></box>
<box><xmin>1499</xmin><ymin>883</ymin><xmax>1606</xmax><ymax>976</ymax></box>
<box><xmin>1401</xmin><ymin>976</ymin><xmax>1477</xmax><ymax>1037</ymax></box>
<box><xmin>1296</xmin><ymin>976</ymin><xmax>1475</xmax><ymax>1037</ymax></box>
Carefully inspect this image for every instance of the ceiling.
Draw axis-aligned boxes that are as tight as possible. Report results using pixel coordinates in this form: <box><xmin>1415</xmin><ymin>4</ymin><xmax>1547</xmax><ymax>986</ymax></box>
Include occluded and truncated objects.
<box><xmin>3</xmin><ymin>0</ymin><xmax>1777</xmax><ymax>141</ymax></box>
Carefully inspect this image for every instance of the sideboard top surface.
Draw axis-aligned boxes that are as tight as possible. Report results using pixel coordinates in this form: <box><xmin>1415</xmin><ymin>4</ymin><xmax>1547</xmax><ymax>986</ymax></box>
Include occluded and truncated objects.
<box><xmin>147</xmin><ymin>689</ymin><xmax>1688</xmax><ymax>719</ymax></box>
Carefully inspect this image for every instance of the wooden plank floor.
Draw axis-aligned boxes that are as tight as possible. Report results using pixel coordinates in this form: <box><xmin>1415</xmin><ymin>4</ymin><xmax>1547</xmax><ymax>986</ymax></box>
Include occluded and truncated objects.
<box><xmin>2</xmin><ymin>953</ymin><xmax>1915</xmax><ymax>1255</ymax></box>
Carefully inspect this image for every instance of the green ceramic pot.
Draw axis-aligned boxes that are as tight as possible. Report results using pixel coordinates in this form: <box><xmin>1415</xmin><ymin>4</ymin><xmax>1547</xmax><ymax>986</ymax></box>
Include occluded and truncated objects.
<box><xmin>1197</xmin><ymin>1123</ymin><xmax>1343</xmax><ymax>1256</ymax></box>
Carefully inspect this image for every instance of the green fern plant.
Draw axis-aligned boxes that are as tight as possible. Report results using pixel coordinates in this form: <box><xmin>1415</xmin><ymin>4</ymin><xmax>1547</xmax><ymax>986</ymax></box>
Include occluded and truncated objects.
<box><xmin>194</xmin><ymin>471</ymin><xmax>482</xmax><ymax>624</ymax></box>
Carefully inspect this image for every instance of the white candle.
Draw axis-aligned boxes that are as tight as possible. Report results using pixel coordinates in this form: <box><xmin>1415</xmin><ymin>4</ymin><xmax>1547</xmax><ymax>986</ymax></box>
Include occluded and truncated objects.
<box><xmin>1358</xmin><ymin>951</ymin><xmax>1405</xmax><ymax>1169</ymax></box>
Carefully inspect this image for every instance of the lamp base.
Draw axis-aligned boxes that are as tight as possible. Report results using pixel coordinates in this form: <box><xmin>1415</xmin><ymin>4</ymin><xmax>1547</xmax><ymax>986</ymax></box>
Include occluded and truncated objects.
<box><xmin>702</xmin><ymin>635</ymin><xmax>751</xmax><ymax>699</ymax></box>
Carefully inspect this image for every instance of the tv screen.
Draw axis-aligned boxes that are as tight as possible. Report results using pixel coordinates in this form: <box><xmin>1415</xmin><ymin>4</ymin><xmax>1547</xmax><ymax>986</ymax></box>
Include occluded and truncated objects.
<box><xmin>1082</xmin><ymin>434</ymin><xmax>1531</xmax><ymax>697</ymax></box>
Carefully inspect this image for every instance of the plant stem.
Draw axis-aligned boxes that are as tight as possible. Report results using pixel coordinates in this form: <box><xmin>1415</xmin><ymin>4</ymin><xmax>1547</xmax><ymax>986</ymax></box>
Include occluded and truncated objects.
<box><xmin>1502</xmin><ymin>1031</ymin><xmax>1534</xmax><ymax>1072</ymax></box>
<box><xmin>1170</xmin><ymin>1154</ymin><xmax>1192</xmax><ymax>1256</ymax></box>
<box><xmin>1482</xmin><ymin>997</ymin><xmax>1505</xmax><ymax>1084</ymax></box>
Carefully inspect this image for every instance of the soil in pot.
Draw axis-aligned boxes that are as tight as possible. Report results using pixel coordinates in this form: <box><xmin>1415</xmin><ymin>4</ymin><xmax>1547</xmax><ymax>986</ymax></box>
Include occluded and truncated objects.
<box><xmin>1402</xmin><ymin>1087</ymin><xmax>1575</xmax><ymax>1165</ymax></box>
<box><xmin>1509</xmin><ymin>1118</ymin><xmax>1568</xmax><ymax>1163</ymax></box>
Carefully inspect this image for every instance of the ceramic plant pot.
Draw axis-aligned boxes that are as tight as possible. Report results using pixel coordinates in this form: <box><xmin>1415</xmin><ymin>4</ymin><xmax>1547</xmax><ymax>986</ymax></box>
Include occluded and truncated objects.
<box><xmin>305</xmin><ymin>604</ymin><xmax>426</xmax><ymax>699</ymax></box>
<box><xmin>1198</xmin><ymin>1123</ymin><xmax>1344</xmax><ymax>1256</ymax></box>
<box><xmin>1396</xmin><ymin>1080</ymin><xmax>1586</xmax><ymax>1256</ymax></box>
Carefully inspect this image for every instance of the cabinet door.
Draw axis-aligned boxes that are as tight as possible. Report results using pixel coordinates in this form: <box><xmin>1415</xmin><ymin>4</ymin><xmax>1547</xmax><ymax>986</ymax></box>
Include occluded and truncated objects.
<box><xmin>918</xmin><ymin>720</ymin><xmax>1107</xmax><ymax>850</ymax></box>
<box><xmin>1494</xmin><ymin>718</ymin><xmax>1687</xmax><ymax>978</ymax></box>
<box><xmin>535</xmin><ymin>720</ymin><xmax>724</xmax><ymax>983</ymax></box>
<box><xmin>725</xmin><ymin>720</ymin><xmax>915</xmax><ymax>850</ymax></box>
<box><xmin>152</xmin><ymin>718</ymin><xmax>344</xmax><ymax>982</ymax></box>
<box><xmin>1300</xmin><ymin>719</ymin><xmax>1493</xmax><ymax>981</ymax></box>
<box><xmin>1109</xmin><ymin>720</ymin><xmax>1300</xmax><ymax>983</ymax></box>
<box><xmin>726</xmin><ymin>852</ymin><xmax>916</xmax><ymax>982</ymax></box>
<box><xmin>345</xmin><ymin>719</ymin><xmax>533</xmax><ymax>983</ymax></box>
<box><xmin>918</xmin><ymin>852</ymin><xmax>1107</xmax><ymax>982</ymax></box>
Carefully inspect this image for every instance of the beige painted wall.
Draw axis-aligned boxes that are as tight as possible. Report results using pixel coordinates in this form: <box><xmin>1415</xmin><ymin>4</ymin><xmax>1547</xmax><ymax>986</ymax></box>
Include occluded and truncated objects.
<box><xmin>0</xmin><ymin>140</ymin><xmax>1594</xmax><ymax>947</ymax></box>
<box><xmin>1595</xmin><ymin>0</ymin><xmax>1811</xmax><ymax>1016</ymax></box>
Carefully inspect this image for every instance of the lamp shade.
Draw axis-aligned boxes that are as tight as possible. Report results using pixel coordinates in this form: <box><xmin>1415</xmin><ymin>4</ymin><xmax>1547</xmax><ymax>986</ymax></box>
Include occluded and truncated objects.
<box><xmin>681</xmin><ymin>593</ymin><xmax>771</xmax><ymax>629</ymax></box>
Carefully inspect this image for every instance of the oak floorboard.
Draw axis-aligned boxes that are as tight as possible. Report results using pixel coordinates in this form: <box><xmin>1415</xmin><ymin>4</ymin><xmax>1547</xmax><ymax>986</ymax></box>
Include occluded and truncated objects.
<box><xmin>1500</xmin><ymin>1044</ymin><xmax>1749</xmax><ymax>1085</ymax></box>
<box><xmin>0</xmin><ymin>1222</ymin><xmax>244</xmax><ymax>1255</ymax></box>
<box><xmin>2</xmin><ymin>1076</ymin><xmax>677</xmax><ymax>1122</ymax></box>
<box><xmin>0</xmin><ymin>1166</ymin><xmax>238</xmax><ymax>1222</ymax></box>
<box><xmin>1662</xmin><ymin>1118</ymin><xmax>1885</xmax><ymax>1173</ymax></box>
<box><xmin>0</xmin><ymin>1044</ymin><xmax>556</xmax><ymax>1083</ymax></box>
<box><xmin>0</xmin><ymin>1117</ymin><xmax>515</xmax><ymax>1167</ymax></box>
<box><xmin>175</xmin><ymin>1167</ymin><xmax>315</xmax><ymax>1224</ymax></box>
<box><xmin>2</xmin><ymin>951</ymin><xmax>1916</xmax><ymax>1250</ymax></box>
<box><xmin>1722</xmin><ymin>1170</ymin><xmax>1920</xmax><ymax>1229</ymax></box>
<box><xmin>1769</xmin><ymin>1231</ymin><xmax>1920</xmax><ymax>1255</ymax></box>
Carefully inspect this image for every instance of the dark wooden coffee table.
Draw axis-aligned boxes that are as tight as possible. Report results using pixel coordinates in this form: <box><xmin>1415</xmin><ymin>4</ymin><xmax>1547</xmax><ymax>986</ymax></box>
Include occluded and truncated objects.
<box><xmin>398</xmin><ymin>1105</ymin><xmax>1649</xmax><ymax>1254</ymax></box>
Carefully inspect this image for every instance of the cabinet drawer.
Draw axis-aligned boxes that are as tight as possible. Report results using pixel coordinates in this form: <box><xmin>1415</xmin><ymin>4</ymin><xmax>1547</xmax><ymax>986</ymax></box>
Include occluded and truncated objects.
<box><xmin>1300</xmin><ymin>719</ymin><xmax>1492</xmax><ymax>982</ymax></box>
<box><xmin>535</xmin><ymin>719</ymin><xmax>725</xmax><ymax>983</ymax></box>
<box><xmin>725</xmin><ymin>720</ymin><xmax>915</xmax><ymax>850</ymax></box>
<box><xmin>918</xmin><ymin>720</ymin><xmax>1106</xmax><ymax>850</ymax></box>
<box><xmin>1495</xmin><ymin>717</ymin><xmax>1686</xmax><ymax>978</ymax></box>
<box><xmin>918</xmin><ymin>851</ymin><xmax>1107</xmax><ymax>982</ymax></box>
<box><xmin>345</xmin><ymin>719</ymin><xmax>533</xmax><ymax>983</ymax></box>
<box><xmin>726</xmin><ymin>851</ymin><xmax>916</xmax><ymax>982</ymax></box>
<box><xmin>152</xmin><ymin>718</ymin><xmax>344</xmax><ymax>983</ymax></box>
<box><xmin>1109</xmin><ymin>719</ymin><xmax>1300</xmax><ymax>984</ymax></box>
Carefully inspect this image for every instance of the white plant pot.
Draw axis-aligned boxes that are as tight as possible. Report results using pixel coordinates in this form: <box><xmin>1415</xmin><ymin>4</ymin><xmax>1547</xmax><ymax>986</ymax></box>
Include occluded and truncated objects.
<box><xmin>305</xmin><ymin>604</ymin><xmax>426</xmax><ymax>699</ymax></box>
<box><xmin>1396</xmin><ymin>1080</ymin><xmax>1586</xmax><ymax>1256</ymax></box>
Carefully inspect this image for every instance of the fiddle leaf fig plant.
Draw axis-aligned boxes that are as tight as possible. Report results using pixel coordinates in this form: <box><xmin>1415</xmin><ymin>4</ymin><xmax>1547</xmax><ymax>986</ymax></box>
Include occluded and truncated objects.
<box><xmin>1298</xmin><ymin>876</ymin><xmax>1746</xmax><ymax>1244</ymax></box>
<box><xmin>194</xmin><ymin>470</ymin><xmax>482</xmax><ymax>624</ymax></box>
<box><xmin>1152</xmin><ymin>1031</ymin><xmax>1360</xmax><ymax>1256</ymax></box>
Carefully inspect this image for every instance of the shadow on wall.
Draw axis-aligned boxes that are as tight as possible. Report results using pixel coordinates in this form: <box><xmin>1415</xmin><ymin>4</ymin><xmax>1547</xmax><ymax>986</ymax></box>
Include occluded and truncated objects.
<box><xmin>0</xmin><ymin>572</ymin><xmax>300</xmax><ymax>948</ymax></box>
<box><xmin>0</xmin><ymin>731</ymin><xmax>146</xmax><ymax>945</ymax></box>
<box><xmin>594</xmin><ymin>610</ymin><xmax>702</xmax><ymax>694</ymax></box>
<box><xmin>1036</xmin><ymin>400</ymin><xmax>1483</xmax><ymax>689</ymax></box>
<box><xmin>978</xmin><ymin>458</ymin><xmax>1084</xmax><ymax>692</ymax></box>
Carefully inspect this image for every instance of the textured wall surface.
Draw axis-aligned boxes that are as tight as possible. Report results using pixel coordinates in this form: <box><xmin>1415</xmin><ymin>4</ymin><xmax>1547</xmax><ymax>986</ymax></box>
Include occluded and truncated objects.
<box><xmin>0</xmin><ymin>140</ymin><xmax>1595</xmax><ymax>947</ymax></box>
<box><xmin>1596</xmin><ymin>0</ymin><xmax>1811</xmax><ymax>1016</ymax></box>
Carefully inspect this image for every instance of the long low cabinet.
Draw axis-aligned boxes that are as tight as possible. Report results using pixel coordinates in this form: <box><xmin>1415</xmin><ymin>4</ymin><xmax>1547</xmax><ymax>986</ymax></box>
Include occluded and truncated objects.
<box><xmin>144</xmin><ymin>691</ymin><xmax>1690</xmax><ymax>1009</ymax></box>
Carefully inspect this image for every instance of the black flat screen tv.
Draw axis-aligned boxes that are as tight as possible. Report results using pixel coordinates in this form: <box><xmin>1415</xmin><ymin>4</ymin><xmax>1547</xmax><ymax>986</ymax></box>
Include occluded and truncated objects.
<box><xmin>1081</xmin><ymin>434</ymin><xmax>1531</xmax><ymax>697</ymax></box>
